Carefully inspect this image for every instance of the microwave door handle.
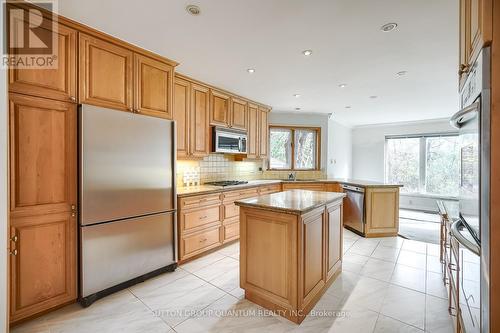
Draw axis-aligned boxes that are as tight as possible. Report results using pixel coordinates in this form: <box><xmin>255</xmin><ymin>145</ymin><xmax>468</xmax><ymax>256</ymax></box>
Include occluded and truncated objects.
<box><xmin>238</xmin><ymin>138</ymin><xmax>242</xmax><ymax>152</ymax></box>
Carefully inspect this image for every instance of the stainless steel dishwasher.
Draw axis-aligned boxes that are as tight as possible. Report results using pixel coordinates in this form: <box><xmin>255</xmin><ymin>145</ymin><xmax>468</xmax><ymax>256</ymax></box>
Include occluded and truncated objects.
<box><xmin>341</xmin><ymin>184</ymin><xmax>365</xmax><ymax>235</ymax></box>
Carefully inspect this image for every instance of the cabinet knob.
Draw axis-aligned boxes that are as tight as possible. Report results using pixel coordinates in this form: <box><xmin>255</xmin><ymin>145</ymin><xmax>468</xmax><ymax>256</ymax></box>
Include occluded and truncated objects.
<box><xmin>10</xmin><ymin>235</ymin><xmax>18</xmax><ymax>242</ymax></box>
<box><xmin>10</xmin><ymin>249</ymin><xmax>18</xmax><ymax>256</ymax></box>
<box><xmin>127</xmin><ymin>107</ymin><xmax>133</xmax><ymax>112</ymax></box>
<box><xmin>70</xmin><ymin>96</ymin><xmax>76</xmax><ymax>102</ymax></box>
<box><xmin>135</xmin><ymin>109</ymin><xmax>140</xmax><ymax>113</ymax></box>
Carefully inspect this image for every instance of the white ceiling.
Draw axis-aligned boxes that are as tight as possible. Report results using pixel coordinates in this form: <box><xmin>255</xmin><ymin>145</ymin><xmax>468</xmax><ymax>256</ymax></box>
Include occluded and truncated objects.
<box><xmin>59</xmin><ymin>0</ymin><xmax>459</xmax><ymax>127</ymax></box>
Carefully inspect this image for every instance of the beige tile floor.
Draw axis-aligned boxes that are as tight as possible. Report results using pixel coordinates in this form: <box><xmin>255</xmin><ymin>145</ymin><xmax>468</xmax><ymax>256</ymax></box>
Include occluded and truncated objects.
<box><xmin>12</xmin><ymin>229</ymin><xmax>454</xmax><ymax>333</ymax></box>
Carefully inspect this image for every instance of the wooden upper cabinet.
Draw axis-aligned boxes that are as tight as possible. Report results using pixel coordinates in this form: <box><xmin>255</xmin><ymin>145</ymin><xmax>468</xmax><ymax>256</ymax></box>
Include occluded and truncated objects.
<box><xmin>230</xmin><ymin>97</ymin><xmax>248</xmax><ymax>130</ymax></box>
<box><xmin>9</xmin><ymin>93</ymin><xmax>77</xmax><ymax>218</ymax></box>
<box><xmin>247</xmin><ymin>103</ymin><xmax>258</xmax><ymax>158</ymax></box>
<box><xmin>258</xmin><ymin>107</ymin><xmax>269</xmax><ymax>158</ymax></box>
<box><xmin>134</xmin><ymin>54</ymin><xmax>173</xmax><ymax>119</ymax></box>
<box><xmin>459</xmin><ymin>0</ymin><xmax>492</xmax><ymax>88</ymax></box>
<box><xmin>210</xmin><ymin>89</ymin><xmax>230</xmax><ymax>126</ymax></box>
<box><xmin>174</xmin><ymin>77</ymin><xmax>191</xmax><ymax>158</ymax></box>
<box><xmin>191</xmin><ymin>84</ymin><xmax>210</xmax><ymax>157</ymax></box>
<box><xmin>8</xmin><ymin>19</ymin><xmax>77</xmax><ymax>103</ymax></box>
<box><xmin>79</xmin><ymin>33</ymin><xmax>133</xmax><ymax>111</ymax></box>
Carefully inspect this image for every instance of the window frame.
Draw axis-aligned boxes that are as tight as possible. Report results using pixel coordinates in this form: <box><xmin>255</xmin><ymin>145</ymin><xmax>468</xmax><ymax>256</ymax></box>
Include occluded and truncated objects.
<box><xmin>268</xmin><ymin>125</ymin><xmax>321</xmax><ymax>171</ymax></box>
<box><xmin>384</xmin><ymin>132</ymin><xmax>459</xmax><ymax>197</ymax></box>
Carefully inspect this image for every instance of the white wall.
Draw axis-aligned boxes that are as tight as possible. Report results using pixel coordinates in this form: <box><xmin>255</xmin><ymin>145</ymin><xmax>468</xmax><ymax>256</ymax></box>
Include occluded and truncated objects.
<box><xmin>1</xmin><ymin>3</ymin><xmax>8</xmax><ymax>331</ymax></box>
<box><xmin>268</xmin><ymin>112</ymin><xmax>352</xmax><ymax>178</ymax></box>
<box><xmin>352</xmin><ymin>118</ymin><xmax>457</xmax><ymax>211</ymax></box>
<box><xmin>328</xmin><ymin>119</ymin><xmax>352</xmax><ymax>178</ymax></box>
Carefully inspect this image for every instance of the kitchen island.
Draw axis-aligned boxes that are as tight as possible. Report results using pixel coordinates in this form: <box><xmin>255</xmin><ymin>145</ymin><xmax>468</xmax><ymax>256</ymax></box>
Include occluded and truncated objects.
<box><xmin>235</xmin><ymin>190</ymin><xmax>346</xmax><ymax>324</ymax></box>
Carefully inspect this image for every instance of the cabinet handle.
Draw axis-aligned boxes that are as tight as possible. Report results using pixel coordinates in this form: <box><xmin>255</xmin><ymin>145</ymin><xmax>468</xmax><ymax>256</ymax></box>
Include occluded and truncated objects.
<box><xmin>199</xmin><ymin>238</ymin><xmax>208</xmax><ymax>243</ymax></box>
<box><xmin>70</xmin><ymin>96</ymin><xmax>76</xmax><ymax>102</ymax></box>
<box><xmin>10</xmin><ymin>249</ymin><xmax>18</xmax><ymax>256</ymax></box>
<box><xmin>199</xmin><ymin>215</ymin><xmax>208</xmax><ymax>220</ymax></box>
<box><xmin>71</xmin><ymin>204</ymin><xmax>77</xmax><ymax>217</ymax></box>
<box><xmin>448</xmin><ymin>262</ymin><xmax>458</xmax><ymax>272</ymax></box>
<box><xmin>458</xmin><ymin>63</ymin><xmax>470</xmax><ymax>75</ymax></box>
<box><xmin>10</xmin><ymin>235</ymin><xmax>18</xmax><ymax>242</ymax></box>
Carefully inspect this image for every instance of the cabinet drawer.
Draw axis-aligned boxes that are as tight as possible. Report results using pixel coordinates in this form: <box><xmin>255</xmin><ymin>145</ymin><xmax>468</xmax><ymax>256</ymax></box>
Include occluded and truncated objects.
<box><xmin>224</xmin><ymin>223</ymin><xmax>240</xmax><ymax>242</ymax></box>
<box><xmin>283</xmin><ymin>183</ymin><xmax>326</xmax><ymax>191</ymax></box>
<box><xmin>183</xmin><ymin>227</ymin><xmax>221</xmax><ymax>256</ymax></box>
<box><xmin>258</xmin><ymin>184</ymin><xmax>281</xmax><ymax>195</ymax></box>
<box><xmin>179</xmin><ymin>193</ymin><xmax>221</xmax><ymax>209</ymax></box>
<box><xmin>224</xmin><ymin>203</ymin><xmax>240</xmax><ymax>220</ymax></box>
<box><xmin>223</xmin><ymin>188</ymin><xmax>259</xmax><ymax>201</ymax></box>
<box><xmin>182</xmin><ymin>205</ymin><xmax>220</xmax><ymax>232</ymax></box>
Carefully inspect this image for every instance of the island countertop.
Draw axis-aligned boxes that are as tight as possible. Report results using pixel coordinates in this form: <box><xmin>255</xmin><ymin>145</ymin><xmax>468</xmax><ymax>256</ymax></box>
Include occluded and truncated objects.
<box><xmin>235</xmin><ymin>189</ymin><xmax>346</xmax><ymax>215</ymax></box>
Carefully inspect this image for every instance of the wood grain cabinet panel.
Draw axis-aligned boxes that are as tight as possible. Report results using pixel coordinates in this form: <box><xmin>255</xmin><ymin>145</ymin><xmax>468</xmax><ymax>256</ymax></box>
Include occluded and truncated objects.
<box><xmin>210</xmin><ymin>90</ymin><xmax>230</xmax><ymax>126</ymax></box>
<box><xmin>8</xmin><ymin>19</ymin><xmax>77</xmax><ymax>103</ymax></box>
<box><xmin>8</xmin><ymin>93</ymin><xmax>77</xmax><ymax>324</ymax></box>
<box><xmin>173</xmin><ymin>77</ymin><xmax>190</xmax><ymax>158</ymax></box>
<box><xmin>9</xmin><ymin>94</ymin><xmax>77</xmax><ymax>218</ymax></box>
<box><xmin>223</xmin><ymin>222</ymin><xmax>240</xmax><ymax>242</ymax></box>
<box><xmin>10</xmin><ymin>212</ymin><xmax>77</xmax><ymax>323</ymax></box>
<box><xmin>79</xmin><ymin>34</ymin><xmax>133</xmax><ymax>111</ymax></box>
<box><xmin>247</xmin><ymin>103</ymin><xmax>258</xmax><ymax>158</ymax></box>
<box><xmin>134</xmin><ymin>54</ymin><xmax>173</xmax><ymax>119</ymax></box>
<box><xmin>300</xmin><ymin>209</ymin><xmax>325</xmax><ymax>304</ymax></box>
<box><xmin>182</xmin><ymin>226</ymin><xmax>222</xmax><ymax>258</ymax></box>
<box><xmin>326</xmin><ymin>203</ymin><xmax>342</xmax><ymax>280</ymax></box>
<box><xmin>258</xmin><ymin>107</ymin><xmax>269</xmax><ymax>158</ymax></box>
<box><xmin>181</xmin><ymin>205</ymin><xmax>221</xmax><ymax>233</ymax></box>
<box><xmin>190</xmin><ymin>84</ymin><xmax>210</xmax><ymax>157</ymax></box>
<box><xmin>230</xmin><ymin>98</ymin><xmax>247</xmax><ymax>130</ymax></box>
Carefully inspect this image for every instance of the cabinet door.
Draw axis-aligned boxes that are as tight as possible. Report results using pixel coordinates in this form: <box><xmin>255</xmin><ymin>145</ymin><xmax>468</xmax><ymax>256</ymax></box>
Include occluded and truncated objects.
<box><xmin>134</xmin><ymin>54</ymin><xmax>173</xmax><ymax>119</ymax></box>
<box><xmin>191</xmin><ymin>84</ymin><xmax>210</xmax><ymax>157</ymax></box>
<box><xmin>9</xmin><ymin>93</ymin><xmax>77</xmax><ymax>218</ymax></box>
<box><xmin>231</xmin><ymin>97</ymin><xmax>247</xmax><ymax>130</ymax></box>
<box><xmin>300</xmin><ymin>208</ymin><xmax>325</xmax><ymax>307</ymax></box>
<box><xmin>258</xmin><ymin>108</ymin><xmax>269</xmax><ymax>158</ymax></box>
<box><xmin>326</xmin><ymin>203</ymin><xmax>342</xmax><ymax>280</ymax></box>
<box><xmin>10</xmin><ymin>212</ymin><xmax>77</xmax><ymax>323</ymax></box>
<box><xmin>79</xmin><ymin>34</ymin><xmax>133</xmax><ymax>111</ymax></box>
<box><xmin>247</xmin><ymin>103</ymin><xmax>258</xmax><ymax>158</ymax></box>
<box><xmin>459</xmin><ymin>0</ymin><xmax>468</xmax><ymax>87</ymax></box>
<box><xmin>210</xmin><ymin>89</ymin><xmax>230</xmax><ymax>126</ymax></box>
<box><xmin>8</xmin><ymin>19</ymin><xmax>77</xmax><ymax>103</ymax></box>
<box><xmin>173</xmin><ymin>77</ymin><xmax>191</xmax><ymax>158</ymax></box>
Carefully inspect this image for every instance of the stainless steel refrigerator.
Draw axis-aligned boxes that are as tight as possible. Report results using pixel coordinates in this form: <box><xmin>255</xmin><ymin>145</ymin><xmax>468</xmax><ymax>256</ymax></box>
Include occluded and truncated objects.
<box><xmin>79</xmin><ymin>104</ymin><xmax>177</xmax><ymax>306</ymax></box>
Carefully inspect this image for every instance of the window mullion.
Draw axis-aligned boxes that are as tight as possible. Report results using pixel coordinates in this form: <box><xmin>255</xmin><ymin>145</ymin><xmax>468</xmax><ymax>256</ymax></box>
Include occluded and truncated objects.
<box><xmin>419</xmin><ymin>137</ymin><xmax>426</xmax><ymax>193</ymax></box>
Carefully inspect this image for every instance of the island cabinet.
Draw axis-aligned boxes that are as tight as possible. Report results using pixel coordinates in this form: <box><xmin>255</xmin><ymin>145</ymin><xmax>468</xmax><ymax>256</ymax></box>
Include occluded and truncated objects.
<box><xmin>237</xmin><ymin>190</ymin><xmax>346</xmax><ymax>324</ymax></box>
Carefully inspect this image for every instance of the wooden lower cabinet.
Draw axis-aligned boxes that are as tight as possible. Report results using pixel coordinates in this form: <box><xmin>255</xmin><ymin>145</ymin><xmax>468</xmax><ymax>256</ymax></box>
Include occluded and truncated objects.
<box><xmin>364</xmin><ymin>187</ymin><xmax>399</xmax><ymax>237</ymax></box>
<box><xmin>282</xmin><ymin>183</ymin><xmax>326</xmax><ymax>191</ymax></box>
<box><xmin>10</xmin><ymin>213</ymin><xmax>77</xmax><ymax>324</ymax></box>
<box><xmin>326</xmin><ymin>202</ymin><xmax>342</xmax><ymax>280</ymax></box>
<box><xmin>177</xmin><ymin>184</ymin><xmax>281</xmax><ymax>262</ymax></box>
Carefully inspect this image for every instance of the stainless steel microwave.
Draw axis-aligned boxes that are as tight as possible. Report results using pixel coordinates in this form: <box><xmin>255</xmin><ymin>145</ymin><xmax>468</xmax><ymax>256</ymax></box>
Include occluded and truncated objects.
<box><xmin>212</xmin><ymin>127</ymin><xmax>247</xmax><ymax>154</ymax></box>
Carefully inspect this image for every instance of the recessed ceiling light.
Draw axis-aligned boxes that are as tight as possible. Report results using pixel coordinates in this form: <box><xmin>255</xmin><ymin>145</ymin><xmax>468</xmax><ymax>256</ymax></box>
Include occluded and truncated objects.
<box><xmin>302</xmin><ymin>50</ymin><xmax>313</xmax><ymax>56</ymax></box>
<box><xmin>345</xmin><ymin>106</ymin><xmax>351</xmax><ymax>109</ymax></box>
<box><xmin>369</xmin><ymin>95</ymin><xmax>378</xmax><ymax>99</ymax></box>
<box><xmin>396</xmin><ymin>71</ymin><xmax>407</xmax><ymax>76</ymax></box>
<box><xmin>293</xmin><ymin>94</ymin><xmax>301</xmax><ymax>98</ymax></box>
<box><xmin>247</xmin><ymin>68</ymin><xmax>255</xmax><ymax>73</ymax></box>
<box><xmin>381</xmin><ymin>23</ymin><xmax>398</xmax><ymax>32</ymax></box>
<box><xmin>295</xmin><ymin>107</ymin><xmax>301</xmax><ymax>111</ymax></box>
<box><xmin>338</xmin><ymin>84</ymin><xmax>347</xmax><ymax>88</ymax></box>
<box><xmin>186</xmin><ymin>5</ymin><xmax>201</xmax><ymax>15</ymax></box>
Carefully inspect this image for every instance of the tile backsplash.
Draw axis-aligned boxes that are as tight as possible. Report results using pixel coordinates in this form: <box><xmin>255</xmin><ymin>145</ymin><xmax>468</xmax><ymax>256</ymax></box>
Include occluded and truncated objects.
<box><xmin>176</xmin><ymin>154</ymin><xmax>326</xmax><ymax>187</ymax></box>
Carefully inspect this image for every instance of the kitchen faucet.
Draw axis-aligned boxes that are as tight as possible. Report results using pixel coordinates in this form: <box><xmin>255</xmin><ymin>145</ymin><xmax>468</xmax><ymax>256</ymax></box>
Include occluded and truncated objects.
<box><xmin>288</xmin><ymin>172</ymin><xmax>296</xmax><ymax>181</ymax></box>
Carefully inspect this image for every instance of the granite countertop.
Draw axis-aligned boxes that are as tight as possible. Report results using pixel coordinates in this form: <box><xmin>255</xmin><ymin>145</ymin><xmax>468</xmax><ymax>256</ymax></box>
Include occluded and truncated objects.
<box><xmin>177</xmin><ymin>178</ymin><xmax>402</xmax><ymax>197</ymax></box>
<box><xmin>177</xmin><ymin>180</ymin><xmax>282</xmax><ymax>197</ymax></box>
<box><xmin>235</xmin><ymin>189</ymin><xmax>346</xmax><ymax>215</ymax></box>
<box><xmin>281</xmin><ymin>178</ymin><xmax>403</xmax><ymax>188</ymax></box>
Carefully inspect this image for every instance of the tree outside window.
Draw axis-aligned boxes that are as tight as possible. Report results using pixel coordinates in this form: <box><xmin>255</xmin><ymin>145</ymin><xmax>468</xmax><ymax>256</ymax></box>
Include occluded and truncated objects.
<box><xmin>269</xmin><ymin>126</ymin><xmax>320</xmax><ymax>170</ymax></box>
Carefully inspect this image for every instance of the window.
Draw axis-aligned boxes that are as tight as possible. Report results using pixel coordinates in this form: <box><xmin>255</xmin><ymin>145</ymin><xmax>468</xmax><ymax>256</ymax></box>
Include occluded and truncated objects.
<box><xmin>385</xmin><ymin>134</ymin><xmax>460</xmax><ymax>196</ymax></box>
<box><xmin>269</xmin><ymin>126</ymin><xmax>320</xmax><ymax>170</ymax></box>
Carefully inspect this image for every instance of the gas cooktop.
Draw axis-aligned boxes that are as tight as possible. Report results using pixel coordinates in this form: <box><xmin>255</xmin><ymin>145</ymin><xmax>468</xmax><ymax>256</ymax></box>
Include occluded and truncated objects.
<box><xmin>204</xmin><ymin>180</ymin><xmax>249</xmax><ymax>187</ymax></box>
